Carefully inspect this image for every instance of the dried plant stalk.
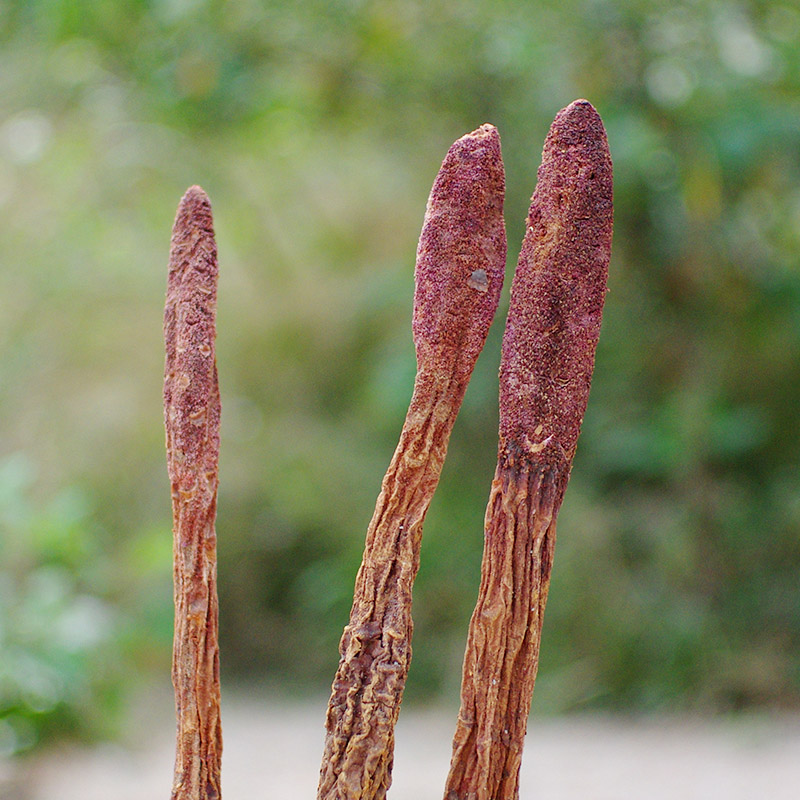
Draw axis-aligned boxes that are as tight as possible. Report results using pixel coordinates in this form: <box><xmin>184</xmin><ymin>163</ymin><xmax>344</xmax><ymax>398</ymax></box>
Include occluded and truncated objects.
<box><xmin>444</xmin><ymin>100</ymin><xmax>613</xmax><ymax>800</ymax></box>
<box><xmin>319</xmin><ymin>125</ymin><xmax>507</xmax><ymax>800</ymax></box>
<box><xmin>164</xmin><ymin>186</ymin><xmax>222</xmax><ymax>800</ymax></box>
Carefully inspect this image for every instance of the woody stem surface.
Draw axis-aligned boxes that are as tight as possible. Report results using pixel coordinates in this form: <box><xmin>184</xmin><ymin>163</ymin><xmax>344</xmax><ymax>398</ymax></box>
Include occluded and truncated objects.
<box><xmin>445</xmin><ymin>100</ymin><xmax>613</xmax><ymax>800</ymax></box>
<box><xmin>164</xmin><ymin>186</ymin><xmax>222</xmax><ymax>800</ymax></box>
<box><xmin>319</xmin><ymin>125</ymin><xmax>506</xmax><ymax>800</ymax></box>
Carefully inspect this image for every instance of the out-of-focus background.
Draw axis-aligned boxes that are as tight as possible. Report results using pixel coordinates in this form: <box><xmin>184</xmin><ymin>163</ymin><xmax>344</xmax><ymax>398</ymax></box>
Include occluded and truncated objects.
<box><xmin>2</xmin><ymin>0</ymin><xmax>800</xmax><ymax>776</ymax></box>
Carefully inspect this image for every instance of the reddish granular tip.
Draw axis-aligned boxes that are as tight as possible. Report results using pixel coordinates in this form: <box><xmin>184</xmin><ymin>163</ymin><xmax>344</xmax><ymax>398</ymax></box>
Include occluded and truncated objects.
<box><xmin>464</xmin><ymin>123</ymin><xmax>499</xmax><ymax>140</ymax></box>
<box><xmin>413</xmin><ymin>124</ymin><xmax>506</xmax><ymax>389</ymax></box>
<box><xmin>164</xmin><ymin>186</ymin><xmax>220</xmax><ymax>485</ymax></box>
<box><xmin>499</xmin><ymin>101</ymin><xmax>613</xmax><ymax>469</ymax></box>
<box><xmin>172</xmin><ymin>185</ymin><xmax>213</xmax><ymax>246</ymax></box>
<box><xmin>175</xmin><ymin>185</ymin><xmax>210</xmax><ymax>219</ymax></box>
<box><xmin>168</xmin><ymin>185</ymin><xmax>217</xmax><ymax>287</ymax></box>
<box><xmin>182</xmin><ymin>183</ymin><xmax>210</xmax><ymax>203</ymax></box>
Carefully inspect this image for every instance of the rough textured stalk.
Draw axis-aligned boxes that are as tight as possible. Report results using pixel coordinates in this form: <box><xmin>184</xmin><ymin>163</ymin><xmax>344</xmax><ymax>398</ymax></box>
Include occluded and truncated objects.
<box><xmin>445</xmin><ymin>99</ymin><xmax>613</xmax><ymax>800</ymax></box>
<box><xmin>319</xmin><ymin>125</ymin><xmax>506</xmax><ymax>800</ymax></box>
<box><xmin>164</xmin><ymin>186</ymin><xmax>222</xmax><ymax>800</ymax></box>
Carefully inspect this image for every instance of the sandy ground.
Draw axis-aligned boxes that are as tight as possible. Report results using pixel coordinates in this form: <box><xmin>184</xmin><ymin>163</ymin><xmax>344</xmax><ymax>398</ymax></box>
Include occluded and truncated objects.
<box><xmin>5</xmin><ymin>693</ymin><xmax>800</xmax><ymax>799</ymax></box>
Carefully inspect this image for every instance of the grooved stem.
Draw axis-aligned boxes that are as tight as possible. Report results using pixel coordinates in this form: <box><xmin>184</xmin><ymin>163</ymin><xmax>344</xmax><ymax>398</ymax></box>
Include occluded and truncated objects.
<box><xmin>444</xmin><ymin>99</ymin><xmax>613</xmax><ymax>800</ymax></box>
<box><xmin>445</xmin><ymin>459</ymin><xmax>562</xmax><ymax>800</ymax></box>
<box><xmin>319</xmin><ymin>371</ymin><xmax>469</xmax><ymax>800</ymax></box>
<box><xmin>164</xmin><ymin>186</ymin><xmax>222</xmax><ymax>800</ymax></box>
<box><xmin>319</xmin><ymin>125</ymin><xmax>506</xmax><ymax>800</ymax></box>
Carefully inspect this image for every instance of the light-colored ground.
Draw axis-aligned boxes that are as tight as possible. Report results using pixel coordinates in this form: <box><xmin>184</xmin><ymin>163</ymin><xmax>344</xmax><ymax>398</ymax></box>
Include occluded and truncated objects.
<box><xmin>7</xmin><ymin>693</ymin><xmax>800</xmax><ymax>799</ymax></box>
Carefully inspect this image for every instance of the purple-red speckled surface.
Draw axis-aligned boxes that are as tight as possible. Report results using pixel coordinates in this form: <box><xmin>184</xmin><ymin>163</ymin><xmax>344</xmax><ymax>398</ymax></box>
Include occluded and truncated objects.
<box><xmin>163</xmin><ymin>185</ymin><xmax>220</xmax><ymax>491</ymax></box>
<box><xmin>413</xmin><ymin>124</ymin><xmax>506</xmax><ymax>388</ymax></box>
<box><xmin>499</xmin><ymin>99</ymin><xmax>613</xmax><ymax>470</ymax></box>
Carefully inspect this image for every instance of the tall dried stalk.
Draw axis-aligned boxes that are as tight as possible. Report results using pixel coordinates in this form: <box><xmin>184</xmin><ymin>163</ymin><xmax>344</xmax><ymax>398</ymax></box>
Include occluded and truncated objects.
<box><xmin>444</xmin><ymin>100</ymin><xmax>613</xmax><ymax>800</ymax></box>
<box><xmin>318</xmin><ymin>125</ymin><xmax>507</xmax><ymax>800</ymax></box>
<box><xmin>164</xmin><ymin>186</ymin><xmax>222</xmax><ymax>800</ymax></box>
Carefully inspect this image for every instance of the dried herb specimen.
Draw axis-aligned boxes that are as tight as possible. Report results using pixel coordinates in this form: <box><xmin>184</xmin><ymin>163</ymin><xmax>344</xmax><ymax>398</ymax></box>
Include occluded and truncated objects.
<box><xmin>164</xmin><ymin>186</ymin><xmax>223</xmax><ymax>800</ymax></box>
<box><xmin>444</xmin><ymin>100</ymin><xmax>613</xmax><ymax>800</ymax></box>
<box><xmin>318</xmin><ymin>125</ymin><xmax>507</xmax><ymax>800</ymax></box>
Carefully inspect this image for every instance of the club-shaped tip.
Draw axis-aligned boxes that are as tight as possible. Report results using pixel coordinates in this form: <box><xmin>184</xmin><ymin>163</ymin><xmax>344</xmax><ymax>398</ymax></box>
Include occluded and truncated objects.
<box><xmin>413</xmin><ymin>124</ymin><xmax>506</xmax><ymax>388</ymax></box>
<box><xmin>499</xmin><ymin>101</ymin><xmax>612</xmax><ymax>470</ymax></box>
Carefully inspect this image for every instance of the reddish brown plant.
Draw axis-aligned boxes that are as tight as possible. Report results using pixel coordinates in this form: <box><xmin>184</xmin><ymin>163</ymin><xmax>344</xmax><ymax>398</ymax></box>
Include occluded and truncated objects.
<box><xmin>164</xmin><ymin>186</ymin><xmax>223</xmax><ymax>800</ymax></box>
<box><xmin>318</xmin><ymin>125</ymin><xmax>507</xmax><ymax>800</ymax></box>
<box><xmin>444</xmin><ymin>100</ymin><xmax>613</xmax><ymax>800</ymax></box>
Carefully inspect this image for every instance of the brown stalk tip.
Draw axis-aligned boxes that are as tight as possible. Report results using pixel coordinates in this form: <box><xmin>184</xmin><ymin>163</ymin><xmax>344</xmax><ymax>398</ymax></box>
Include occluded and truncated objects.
<box><xmin>499</xmin><ymin>98</ymin><xmax>613</xmax><ymax>470</ymax></box>
<box><xmin>164</xmin><ymin>185</ymin><xmax>222</xmax><ymax>800</ymax></box>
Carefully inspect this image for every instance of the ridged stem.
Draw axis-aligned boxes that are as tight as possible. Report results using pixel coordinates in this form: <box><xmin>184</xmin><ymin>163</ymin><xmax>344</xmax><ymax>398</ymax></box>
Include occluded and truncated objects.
<box><xmin>444</xmin><ymin>99</ymin><xmax>613</xmax><ymax>800</ymax></box>
<box><xmin>164</xmin><ymin>186</ymin><xmax>222</xmax><ymax>800</ymax></box>
<box><xmin>319</xmin><ymin>125</ymin><xmax>506</xmax><ymax>800</ymax></box>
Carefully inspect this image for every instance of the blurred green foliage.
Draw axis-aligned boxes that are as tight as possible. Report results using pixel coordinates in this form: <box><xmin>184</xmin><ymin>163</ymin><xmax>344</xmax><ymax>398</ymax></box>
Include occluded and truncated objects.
<box><xmin>0</xmin><ymin>454</ymin><xmax>172</xmax><ymax>754</ymax></box>
<box><xmin>2</xmin><ymin>0</ymin><xmax>800</xmax><ymax>750</ymax></box>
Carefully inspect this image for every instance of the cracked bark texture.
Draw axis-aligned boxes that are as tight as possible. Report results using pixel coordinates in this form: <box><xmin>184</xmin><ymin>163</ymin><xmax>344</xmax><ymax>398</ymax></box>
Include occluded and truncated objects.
<box><xmin>164</xmin><ymin>186</ymin><xmax>222</xmax><ymax>800</ymax></box>
<box><xmin>445</xmin><ymin>99</ymin><xmax>613</xmax><ymax>800</ymax></box>
<box><xmin>319</xmin><ymin>125</ymin><xmax>506</xmax><ymax>800</ymax></box>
